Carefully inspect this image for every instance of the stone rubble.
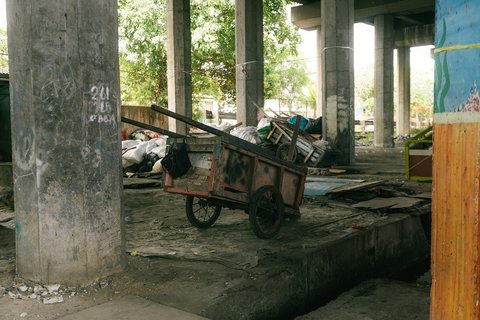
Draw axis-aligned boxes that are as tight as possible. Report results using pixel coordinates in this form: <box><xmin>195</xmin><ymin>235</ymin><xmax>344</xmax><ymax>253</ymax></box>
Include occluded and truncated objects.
<box><xmin>1</xmin><ymin>279</ymin><xmax>113</xmax><ymax>304</ymax></box>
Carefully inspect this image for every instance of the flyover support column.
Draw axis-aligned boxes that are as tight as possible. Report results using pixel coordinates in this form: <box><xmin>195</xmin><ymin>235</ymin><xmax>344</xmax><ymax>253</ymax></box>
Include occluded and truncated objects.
<box><xmin>397</xmin><ymin>46</ymin><xmax>411</xmax><ymax>135</ymax></box>
<box><xmin>235</xmin><ymin>0</ymin><xmax>263</xmax><ymax>126</ymax></box>
<box><xmin>166</xmin><ymin>0</ymin><xmax>192</xmax><ymax>135</ymax></box>
<box><xmin>320</xmin><ymin>0</ymin><xmax>355</xmax><ymax>165</ymax></box>
<box><xmin>7</xmin><ymin>0</ymin><xmax>125</xmax><ymax>284</ymax></box>
<box><xmin>374</xmin><ymin>14</ymin><xmax>395</xmax><ymax>147</ymax></box>
<box><xmin>316</xmin><ymin>27</ymin><xmax>323</xmax><ymax>118</ymax></box>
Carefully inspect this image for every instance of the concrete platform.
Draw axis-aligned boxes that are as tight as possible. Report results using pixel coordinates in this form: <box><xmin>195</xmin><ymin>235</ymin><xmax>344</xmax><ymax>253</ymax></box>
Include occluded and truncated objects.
<box><xmin>57</xmin><ymin>295</ymin><xmax>208</xmax><ymax>320</ymax></box>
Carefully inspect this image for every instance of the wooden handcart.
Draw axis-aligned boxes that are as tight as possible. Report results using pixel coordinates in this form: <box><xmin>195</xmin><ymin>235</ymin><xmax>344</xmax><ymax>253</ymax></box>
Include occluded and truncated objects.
<box><xmin>151</xmin><ymin>105</ymin><xmax>307</xmax><ymax>239</ymax></box>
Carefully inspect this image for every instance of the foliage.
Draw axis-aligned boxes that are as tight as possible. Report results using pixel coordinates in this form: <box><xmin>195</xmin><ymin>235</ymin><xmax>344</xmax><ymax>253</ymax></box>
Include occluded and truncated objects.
<box><xmin>118</xmin><ymin>0</ymin><xmax>168</xmax><ymax>105</ymax></box>
<box><xmin>118</xmin><ymin>0</ymin><xmax>310</xmax><ymax>109</ymax></box>
<box><xmin>355</xmin><ymin>68</ymin><xmax>375</xmax><ymax>117</ymax></box>
<box><xmin>0</xmin><ymin>28</ymin><xmax>7</xmax><ymax>69</ymax></box>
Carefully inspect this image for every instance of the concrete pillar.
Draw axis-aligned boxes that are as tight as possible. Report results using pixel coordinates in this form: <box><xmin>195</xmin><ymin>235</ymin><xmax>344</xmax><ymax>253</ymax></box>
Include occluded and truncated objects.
<box><xmin>166</xmin><ymin>0</ymin><xmax>192</xmax><ymax>135</ymax></box>
<box><xmin>397</xmin><ymin>46</ymin><xmax>411</xmax><ymax>135</ymax></box>
<box><xmin>320</xmin><ymin>0</ymin><xmax>355</xmax><ymax>165</ymax></box>
<box><xmin>235</xmin><ymin>0</ymin><xmax>263</xmax><ymax>126</ymax></box>
<box><xmin>7</xmin><ymin>0</ymin><xmax>125</xmax><ymax>284</ymax></box>
<box><xmin>374</xmin><ymin>14</ymin><xmax>395</xmax><ymax>147</ymax></box>
<box><xmin>316</xmin><ymin>27</ymin><xmax>323</xmax><ymax>118</ymax></box>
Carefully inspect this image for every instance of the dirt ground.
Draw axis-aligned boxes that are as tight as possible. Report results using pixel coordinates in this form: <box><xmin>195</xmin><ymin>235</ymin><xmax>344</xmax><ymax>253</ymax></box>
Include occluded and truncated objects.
<box><xmin>0</xmin><ymin>147</ymin><xmax>432</xmax><ymax>320</ymax></box>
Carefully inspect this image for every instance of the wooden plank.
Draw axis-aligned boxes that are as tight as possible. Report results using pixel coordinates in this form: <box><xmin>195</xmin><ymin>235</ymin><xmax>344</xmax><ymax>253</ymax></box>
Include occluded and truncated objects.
<box><xmin>352</xmin><ymin>197</ymin><xmax>422</xmax><ymax>210</ymax></box>
<box><xmin>304</xmin><ymin>149</ymin><xmax>315</xmax><ymax>163</ymax></box>
<box><xmin>288</xmin><ymin>115</ymin><xmax>301</xmax><ymax>161</ymax></box>
<box><xmin>431</xmin><ymin>122</ymin><xmax>480</xmax><ymax>319</ymax></box>
<box><xmin>328</xmin><ymin>180</ymin><xmax>384</xmax><ymax>194</ymax></box>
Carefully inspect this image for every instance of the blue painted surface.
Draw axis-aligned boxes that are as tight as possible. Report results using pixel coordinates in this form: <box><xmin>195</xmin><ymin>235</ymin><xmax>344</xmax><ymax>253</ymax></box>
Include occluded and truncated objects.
<box><xmin>435</xmin><ymin>0</ymin><xmax>480</xmax><ymax>113</ymax></box>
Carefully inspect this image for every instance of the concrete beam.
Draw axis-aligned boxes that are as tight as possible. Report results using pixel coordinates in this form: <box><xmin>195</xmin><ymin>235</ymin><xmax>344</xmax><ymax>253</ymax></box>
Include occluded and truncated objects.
<box><xmin>394</xmin><ymin>24</ymin><xmax>434</xmax><ymax>48</ymax></box>
<box><xmin>291</xmin><ymin>0</ymin><xmax>434</xmax><ymax>30</ymax></box>
<box><xmin>7</xmin><ymin>0</ymin><xmax>125</xmax><ymax>284</ymax></box>
<box><xmin>397</xmin><ymin>46</ymin><xmax>410</xmax><ymax>135</ymax></box>
<box><xmin>321</xmin><ymin>0</ymin><xmax>355</xmax><ymax>165</ymax></box>
<box><xmin>235</xmin><ymin>0</ymin><xmax>263</xmax><ymax>126</ymax></box>
<box><xmin>374</xmin><ymin>14</ymin><xmax>395</xmax><ymax>147</ymax></box>
<box><xmin>166</xmin><ymin>0</ymin><xmax>192</xmax><ymax>135</ymax></box>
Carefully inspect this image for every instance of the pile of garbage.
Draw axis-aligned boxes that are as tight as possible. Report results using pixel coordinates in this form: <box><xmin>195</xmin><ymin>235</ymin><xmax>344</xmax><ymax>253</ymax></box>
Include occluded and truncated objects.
<box><xmin>122</xmin><ymin>129</ymin><xmax>167</xmax><ymax>176</ymax></box>
<box><xmin>229</xmin><ymin>114</ymin><xmax>332</xmax><ymax>167</ymax></box>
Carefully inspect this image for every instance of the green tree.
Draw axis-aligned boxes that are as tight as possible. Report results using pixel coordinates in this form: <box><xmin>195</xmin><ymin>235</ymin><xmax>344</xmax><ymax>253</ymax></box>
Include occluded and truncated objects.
<box><xmin>118</xmin><ymin>0</ymin><xmax>310</xmax><ymax>110</ymax></box>
<box><xmin>0</xmin><ymin>29</ymin><xmax>8</xmax><ymax>69</ymax></box>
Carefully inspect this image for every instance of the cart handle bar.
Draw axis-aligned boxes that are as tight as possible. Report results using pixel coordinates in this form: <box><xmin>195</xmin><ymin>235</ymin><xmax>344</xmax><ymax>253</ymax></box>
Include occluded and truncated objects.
<box><xmin>121</xmin><ymin>116</ymin><xmax>186</xmax><ymax>138</ymax></box>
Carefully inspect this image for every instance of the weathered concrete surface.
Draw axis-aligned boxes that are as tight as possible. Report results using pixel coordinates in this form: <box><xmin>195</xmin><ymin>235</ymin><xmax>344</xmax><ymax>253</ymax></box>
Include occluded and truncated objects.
<box><xmin>166</xmin><ymin>0</ymin><xmax>192</xmax><ymax>135</ymax></box>
<box><xmin>374</xmin><ymin>14</ymin><xmax>395</xmax><ymax>147</ymax></box>
<box><xmin>0</xmin><ymin>163</ymin><xmax>12</xmax><ymax>189</ymax></box>
<box><xmin>7</xmin><ymin>0</ymin><xmax>125</xmax><ymax>284</ymax></box>
<box><xmin>320</xmin><ymin>0</ymin><xmax>355</xmax><ymax>165</ymax></box>
<box><xmin>397</xmin><ymin>47</ymin><xmax>411</xmax><ymax>135</ymax></box>
<box><xmin>57</xmin><ymin>295</ymin><xmax>208</xmax><ymax>320</ymax></box>
<box><xmin>296</xmin><ymin>278</ymin><xmax>430</xmax><ymax>320</ymax></box>
<box><xmin>0</xmin><ymin>79</ymin><xmax>11</xmax><ymax>162</ymax></box>
<box><xmin>235</xmin><ymin>0</ymin><xmax>263</xmax><ymax>127</ymax></box>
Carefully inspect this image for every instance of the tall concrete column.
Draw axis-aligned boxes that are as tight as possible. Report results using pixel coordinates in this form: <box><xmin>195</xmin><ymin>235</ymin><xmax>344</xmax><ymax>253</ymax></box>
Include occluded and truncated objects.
<box><xmin>7</xmin><ymin>0</ymin><xmax>125</xmax><ymax>284</ymax></box>
<box><xmin>235</xmin><ymin>0</ymin><xmax>263</xmax><ymax>126</ymax></box>
<box><xmin>374</xmin><ymin>14</ymin><xmax>395</xmax><ymax>147</ymax></box>
<box><xmin>320</xmin><ymin>0</ymin><xmax>355</xmax><ymax>165</ymax></box>
<box><xmin>397</xmin><ymin>46</ymin><xmax>411</xmax><ymax>135</ymax></box>
<box><xmin>316</xmin><ymin>27</ymin><xmax>323</xmax><ymax>118</ymax></box>
<box><xmin>166</xmin><ymin>0</ymin><xmax>192</xmax><ymax>135</ymax></box>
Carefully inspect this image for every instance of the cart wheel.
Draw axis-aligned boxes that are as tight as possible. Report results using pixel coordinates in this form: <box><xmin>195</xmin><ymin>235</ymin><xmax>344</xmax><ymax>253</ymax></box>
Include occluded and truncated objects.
<box><xmin>276</xmin><ymin>142</ymin><xmax>297</xmax><ymax>162</ymax></box>
<box><xmin>249</xmin><ymin>185</ymin><xmax>285</xmax><ymax>239</ymax></box>
<box><xmin>186</xmin><ymin>196</ymin><xmax>221</xmax><ymax>228</ymax></box>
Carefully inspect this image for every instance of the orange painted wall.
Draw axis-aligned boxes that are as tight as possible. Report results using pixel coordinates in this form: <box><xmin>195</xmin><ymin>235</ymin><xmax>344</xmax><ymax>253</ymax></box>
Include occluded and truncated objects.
<box><xmin>431</xmin><ymin>122</ymin><xmax>480</xmax><ymax>319</ymax></box>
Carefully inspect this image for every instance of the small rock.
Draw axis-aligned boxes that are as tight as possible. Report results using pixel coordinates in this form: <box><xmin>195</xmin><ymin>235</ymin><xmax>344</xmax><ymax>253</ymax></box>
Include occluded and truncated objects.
<box><xmin>0</xmin><ymin>286</ymin><xmax>5</xmax><ymax>296</ymax></box>
<box><xmin>7</xmin><ymin>291</ymin><xmax>18</xmax><ymax>299</ymax></box>
<box><xmin>18</xmin><ymin>285</ymin><xmax>28</xmax><ymax>293</ymax></box>
<box><xmin>33</xmin><ymin>286</ymin><xmax>43</xmax><ymax>294</ymax></box>
<box><xmin>20</xmin><ymin>312</ymin><xmax>27</xmax><ymax>318</ymax></box>
<box><xmin>29</xmin><ymin>293</ymin><xmax>37</xmax><ymax>299</ymax></box>
<box><xmin>41</xmin><ymin>291</ymin><xmax>48</xmax><ymax>297</ymax></box>
<box><xmin>43</xmin><ymin>296</ymin><xmax>64</xmax><ymax>304</ymax></box>
<box><xmin>70</xmin><ymin>292</ymin><xmax>76</xmax><ymax>297</ymax></box>
<box><xmin>46</xmin><ymin>284</ymin><xmax>61</xmax><ymax>293</ymax></box>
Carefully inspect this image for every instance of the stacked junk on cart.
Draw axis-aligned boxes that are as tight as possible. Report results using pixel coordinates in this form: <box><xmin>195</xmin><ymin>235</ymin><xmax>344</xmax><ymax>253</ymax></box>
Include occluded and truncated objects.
<box><xmin>121</xmin><ymin>105</ymin><xmax>332</xmax><ymax>239</ymax></box>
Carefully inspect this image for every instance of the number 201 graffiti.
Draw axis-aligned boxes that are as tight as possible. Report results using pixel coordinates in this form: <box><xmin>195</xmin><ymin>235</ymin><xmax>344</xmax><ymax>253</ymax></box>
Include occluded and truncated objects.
<box><xmin>88</xmin><ymin>85</ymin><xmax>116</xmax><ymax>126</ymax></box>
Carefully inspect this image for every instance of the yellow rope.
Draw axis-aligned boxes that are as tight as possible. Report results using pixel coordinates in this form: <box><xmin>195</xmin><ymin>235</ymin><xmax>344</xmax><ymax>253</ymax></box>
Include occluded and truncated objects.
<box><xmin>434</xmin><ymin>43</ymin><xmax>480</xmax><ymax>53</ymax></box>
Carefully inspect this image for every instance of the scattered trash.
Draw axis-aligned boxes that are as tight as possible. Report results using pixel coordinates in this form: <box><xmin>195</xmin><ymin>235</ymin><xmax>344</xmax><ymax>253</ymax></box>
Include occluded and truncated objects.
<box><xmin>230</xmin><ymin>126</ymin><xmax>262</xmax><ymax>144</ymax></box>
<box><xmin>130</xmin><ymin>250</ymin><xmax>138</xmax><ymax>257</ymax></box>
<box><xmin>20</xmin><ymin>312</ymin><xmax>28</xmax><ymax>318</ymax></box>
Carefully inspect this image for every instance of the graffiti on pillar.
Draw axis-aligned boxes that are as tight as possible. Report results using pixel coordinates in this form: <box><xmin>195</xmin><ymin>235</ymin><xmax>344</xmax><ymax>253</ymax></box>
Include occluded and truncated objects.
<box><xmin>40</xmin><ymin>63</ymin><xmax>77</xmax><ymax>111</ymax></box>
<box><xmin>87</xmin><ymin>84</ymin><xmax>117</xmax><ymax>127</ymax></box>
<box><xmin>435</xmin><ymin>1</ymin><xmax>480</xmax><ymax>113</ymax></box>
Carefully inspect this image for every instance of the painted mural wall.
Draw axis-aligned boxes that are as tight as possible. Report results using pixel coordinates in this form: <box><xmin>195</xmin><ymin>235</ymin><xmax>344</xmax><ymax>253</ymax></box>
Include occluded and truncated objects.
<box><xmin>435</xmin><ymin>0</ymin><xmax>480</xmax><ymax>113</ymax></box>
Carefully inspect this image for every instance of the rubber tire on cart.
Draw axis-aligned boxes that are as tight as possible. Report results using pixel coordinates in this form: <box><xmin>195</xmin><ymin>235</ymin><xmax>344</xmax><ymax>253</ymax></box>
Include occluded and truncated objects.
<box><xmin>275</xmin><ymin>142</ymin><xmax>298</xmax><ymax>163</ymax></box>
<box><xmin>249</xmin><ymin>185</ymin><xmax>285</xmax><ymax>239</ymax></box>
<box><xmin>185</xmin><ymin>196</ymin><xmax>221</xmax><ymax>228</ymax></box>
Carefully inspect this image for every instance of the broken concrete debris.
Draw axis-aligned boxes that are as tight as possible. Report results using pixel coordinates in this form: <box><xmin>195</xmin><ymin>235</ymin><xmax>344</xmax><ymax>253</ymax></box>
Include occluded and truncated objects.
<box><xmin>43</xmin><ymin>296</ymin><xmax>64</xmax><ymax>305</ymax></box>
